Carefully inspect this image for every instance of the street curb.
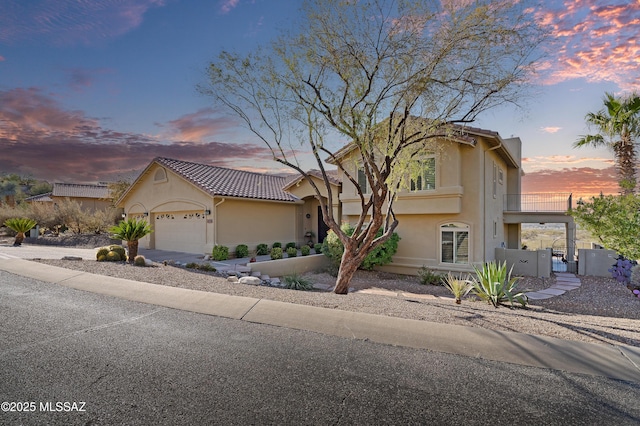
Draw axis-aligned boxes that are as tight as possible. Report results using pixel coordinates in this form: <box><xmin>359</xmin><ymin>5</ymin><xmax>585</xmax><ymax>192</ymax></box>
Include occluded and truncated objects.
<box><xmin>2</xmin><ymin>258</ymin><xmax>640</xmax><ymax>383</ymax></box>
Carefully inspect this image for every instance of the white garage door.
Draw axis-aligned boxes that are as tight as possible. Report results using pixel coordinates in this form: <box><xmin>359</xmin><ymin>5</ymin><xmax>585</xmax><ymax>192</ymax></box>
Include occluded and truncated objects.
<box><xmin>154</xmin><ymin>212</ymin><xmax>206</xmax><ymax>254</ymax></box>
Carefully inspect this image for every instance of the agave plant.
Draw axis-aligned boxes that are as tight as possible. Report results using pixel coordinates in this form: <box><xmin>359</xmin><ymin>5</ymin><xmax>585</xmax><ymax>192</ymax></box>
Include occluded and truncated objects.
<box><xmin>4</xmin><ymin>217</ymin><xmax>37</xmax><ymax>246</ymax></box>
<box><xmin>282</xmin><ymin>273</ymin><xmax>314</xmax><ymax>291</ymax></box>
<box><xmin>109</xmin><ymin>218</ymin><xmax>152</xmax><ymax>263</ymax></box>
<box><xmin>441</xmin><ymin>273</ymin><xmax>473</xmax><ymax>304</ymax></box>
<box><xmin>471</xmin><ymin>261</ymin><xmax>528</xmax><ymax>308</ymax></box>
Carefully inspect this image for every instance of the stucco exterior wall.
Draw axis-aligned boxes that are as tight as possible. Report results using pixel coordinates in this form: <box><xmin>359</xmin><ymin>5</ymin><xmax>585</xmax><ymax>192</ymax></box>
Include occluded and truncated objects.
<box><xmin>338</xmin><ymin>135</ymin><xmax>522</xmax><ymax>276</ymax></box>
<box><xmin>215</xmin><ymin>198</ymin><xmax>301</xmax><ymax>251</ymax></box>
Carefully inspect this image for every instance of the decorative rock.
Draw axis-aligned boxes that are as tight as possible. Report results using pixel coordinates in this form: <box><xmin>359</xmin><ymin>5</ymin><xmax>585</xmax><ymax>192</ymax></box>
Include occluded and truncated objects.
<box><xmin>144</xmin><ymin>258</ymin><xmax>154</xmax><ymax>266</ymax></box>
<box><xmin>61</xmin><ymin>256</ymin><xmax>82</xmax><ymax>261</ymax></box>
<box><xmin>227</xmin><ymin>276</ymin><xmax>239</xmax><ymax>283</ymax></box>
<box><xmin>270</xmin><ymin>277</ymin><xmax>281</xmax><ymax>286</ymax></box>
<box><xmin>251</xmin><ymin>271</ymin><xmax>261</xmax><ymax>277</ymax></box>
<box><xmin>239</xmin><ymin>276</ymin><xmax>261</xmax><ymax>286</ymax></box>
<box><xmin>260</xmin><ymin>274</ymin><xmax>270</xmax><ymax>281</ymax></box>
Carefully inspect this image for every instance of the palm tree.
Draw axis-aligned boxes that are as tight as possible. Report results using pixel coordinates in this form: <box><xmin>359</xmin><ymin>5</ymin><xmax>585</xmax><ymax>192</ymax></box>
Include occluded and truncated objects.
<box><xmin>574</xmin><ymin>92</ymin><xmax>640</xmax><ymax>195</ymax></box>
<box><xmin>4</xmin><ymin>217</ymin><xmax>37</xmax><ymax>246</ymax></box>
<box><xmin>109</xmin><ymin>218</ymin><xmax>152</xmax><ymax>263</ymax></box>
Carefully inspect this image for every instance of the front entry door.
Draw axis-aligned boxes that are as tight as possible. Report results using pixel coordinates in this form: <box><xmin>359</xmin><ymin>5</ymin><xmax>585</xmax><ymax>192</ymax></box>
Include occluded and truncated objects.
<box><xmin>317</xmin><ymin>206</ymin><xmax>330</xmax><ymax>243</ymax></box>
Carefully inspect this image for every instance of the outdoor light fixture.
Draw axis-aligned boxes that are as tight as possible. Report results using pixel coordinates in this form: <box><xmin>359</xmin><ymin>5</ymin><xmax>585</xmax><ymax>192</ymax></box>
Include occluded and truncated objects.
<box><xmin>144</xmin><ymin>212</ymin><xmax>149</xmax><ymax>217</ymax></box>
<box><xmin>121</xmin><ymin>213</ymin><xmax>126</xmax><ymax>219</ymax></box>
<box><xmin>205</xmin><ymin>209</ymin><xmax>211</xmax><ymax>215</ymax></box>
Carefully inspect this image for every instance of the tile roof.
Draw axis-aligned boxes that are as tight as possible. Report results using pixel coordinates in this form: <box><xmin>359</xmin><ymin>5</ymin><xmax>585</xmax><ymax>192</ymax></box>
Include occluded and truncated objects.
<box><xmin>52</xmin><ymin>183</ymin><xmax>111</xmax><ymax>199</ymax></box>
<box><xmin>282</xmin><ymin>169</ymin><xmax>342</xmax><ymax>189</ymax></box>
<box><xmin>155</xmin><ymin>157</ymin><xmax>300</xmax><ymax>202</ymax></box>
<box><xmin>24</xmin><ymin>192</ymin><xmax>53</xmax><ymax>202</ymax></box>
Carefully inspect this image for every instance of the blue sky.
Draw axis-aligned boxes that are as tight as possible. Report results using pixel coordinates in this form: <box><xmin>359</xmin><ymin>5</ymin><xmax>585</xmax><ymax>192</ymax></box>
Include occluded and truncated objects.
<box><xmin>1</xmin><ymin>0</ymin><xmax>638</xmax><ymax>198</ymax></box>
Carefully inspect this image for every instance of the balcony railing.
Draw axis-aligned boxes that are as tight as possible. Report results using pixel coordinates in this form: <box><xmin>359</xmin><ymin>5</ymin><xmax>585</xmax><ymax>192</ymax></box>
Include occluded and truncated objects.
<box><xmin>504</xmin><ymin>193</ymin><xmax>572</xmax><ymax>212</ymax></box>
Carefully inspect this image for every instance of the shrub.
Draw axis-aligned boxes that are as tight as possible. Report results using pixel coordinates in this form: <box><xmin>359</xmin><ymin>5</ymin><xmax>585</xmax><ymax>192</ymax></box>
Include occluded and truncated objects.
<box><xmin>185</xmin><ymin>262</ymin><xmax>217</xmax><ymax>272</ymax></box>
<box><xmin>285</xmin><ymin>242</ymin><xmax>297</xmax><ymax>250</ymax></box>
<box><xmin>235</xmin><ymin>244</ymin><xmax>249</xmax><ymax>259</ymax></box>
<box><xmin>470</xmin><ymin>261</ymin><xmax>528</xmax><ymax>308</ymax></box>
<box><xmin>441</xmin><ymin>273</ymin><xmax>473</xmax><ymax>304</ymax></box>
<box><xmin>608</xmin><ymin>256</ymin><xmax>636</xmax><ymax>285</ymax></box>
<box><xmin>133</xmin><ymin>255</ymin><xmax>146</xmax><ymax>267</ymax></box>
<box><xmin>96</xmin><ymin>247</ymin><xmax>110</xmax><ymax>260</ymax></box>
<box><xmin>286</xmin><ymin>247</ymin><xmax>297</xmax><ymax>257</ymax></box>
<box><xmin>212</xmin><ymin>245</ymin><xmax>229</xmax><ymax>261</ymax></box>
<box><xmin>109</xmin><ymin>218</ymin><xmax>152</xmax><ymax>262</ymax></box>
<box><xmin>301</xmin><ymin>245</ymin><xmax>311</xmax><ymax>256</ymax></box>
<box><xmin>270</xmin><ymin>247</ymin><xmax>283</xmax><ymax>260</ymax></box>
<box><xmin>105</xmin><ymin>251</ymin><xmax>121</xmax><ymax>262</ymax></box>
<box><xmin>256</xmin><ymin>243</ymin><xmax>269</xmax><ymax>256</ymax></box>
<box><xmin>272</xmin><ymin>242</ymin><xmax>282</xmax><ymax>248</ymax></box>
<box><xmin>3</xmin><ymin>217</ymin><xmax>37</xmax><ymax>245</ymax></box>
<box><xmin>322</xmin><ymin>223</ymin><xmax>400</xmax><ymax>271</ymax></box>
<box><xmin>418</xmin><ymin>266</ymin><xmax>444</xmax><ymax>285</ymax></box>
<box><xmin>314</xmin><ymin>243</ymin><xmax>323</xmax><ymax>254</ymax></box>
<box><xmin>282</xmin><ymin>273</ymin><xmax>314</xmax><ymax>291</ymax></box>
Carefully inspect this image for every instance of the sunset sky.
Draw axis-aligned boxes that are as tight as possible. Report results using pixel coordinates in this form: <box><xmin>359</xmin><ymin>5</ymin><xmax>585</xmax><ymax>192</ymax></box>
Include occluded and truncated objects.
<box><xmin>1</xmin><ymin>0</ymin><xmax>638</xmax><ymax>199</ymax></box>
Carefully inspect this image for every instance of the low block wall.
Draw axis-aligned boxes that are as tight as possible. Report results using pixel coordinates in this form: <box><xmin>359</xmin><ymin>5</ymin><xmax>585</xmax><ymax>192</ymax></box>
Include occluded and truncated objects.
<box><xmin>578</xmin><ymin>249</ymin><xmax>617</xmax><ymax>277</ymax></box>
<box><xmin>495</xmin><ymin>248</ymin><xmax>552</xmax><ymax>277</ymax></box>
<box><xmin>248</xmin><ymin>254</ymin><xmax>329</xmax><ymax>277</ymax></box>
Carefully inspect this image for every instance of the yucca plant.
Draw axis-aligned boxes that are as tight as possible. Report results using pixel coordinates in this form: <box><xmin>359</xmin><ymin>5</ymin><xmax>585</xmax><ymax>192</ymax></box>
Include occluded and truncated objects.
<box><xmin>109</xmin><ymin>218</ymin><xmax>152</xmax><ymax>263</ymax></box>
<box><xmin>471</xmin><ymin>261</ymin><xmax>528</xmax><ymax>308</ymax></box>
<box><xmin>441</xmin><ymin>273</ymin><xmax>473</xmax><ymax>304</ymax></box>
<box><xmin>282</xmin><ymin>273</ymin><xmax>314</xmax><ymax>291</ymax></box>
<box><xmin>4</xmin><ymin>217</ymin><xmax>37</xmax><ymax>246</ymax></box>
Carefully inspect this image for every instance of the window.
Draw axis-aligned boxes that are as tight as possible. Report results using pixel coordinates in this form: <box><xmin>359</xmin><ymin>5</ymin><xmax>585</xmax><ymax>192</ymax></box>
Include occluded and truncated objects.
<box><xmin>154</xmin><ymin>167</ymin><xmax>167</xmax><ymax>183</ymax></box>
<box><xmin>410</xmin><ymin>157</ymin><xmax>436</xmax><ymax>191</ymax></box>
<box><xmin>441</xmin><ymin>223</ymin><xmax>469</xmax><ymax>264</ymax></box>
<box><xmin>357</xmin><ymin>167</ymin><xmax>369</xmax><ymax>194</ymax></box>
<box><xmin>492</xmin><ymin>162</ymin><xmax>497</xmax><ymax>198</ymax></box>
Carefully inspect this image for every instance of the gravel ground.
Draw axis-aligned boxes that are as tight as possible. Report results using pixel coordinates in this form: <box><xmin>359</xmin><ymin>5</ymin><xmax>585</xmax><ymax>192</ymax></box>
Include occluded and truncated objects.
<box><xmin>34</xmin><ymin>258</ymin><xmax>640</xmax><ymax>347</ymax></box>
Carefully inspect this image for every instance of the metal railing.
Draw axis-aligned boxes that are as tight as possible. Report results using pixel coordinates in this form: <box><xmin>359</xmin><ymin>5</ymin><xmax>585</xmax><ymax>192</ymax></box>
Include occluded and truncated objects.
<box><xmin>504</xmin><ymin>193</ymin><xmax>572</xmax><ymax>212</ymax></box>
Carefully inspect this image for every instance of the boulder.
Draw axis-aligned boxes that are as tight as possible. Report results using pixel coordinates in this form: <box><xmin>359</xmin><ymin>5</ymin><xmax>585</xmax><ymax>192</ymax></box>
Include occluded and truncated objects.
<box><xmin>239</xmin><ymin>276</ymin><xmax>261</xmax><ymax>286</ymax></box>
<box><xmin>227</xmin><ymin>276</ymin><xmax>239</xmax><ymax>283</ymax></box>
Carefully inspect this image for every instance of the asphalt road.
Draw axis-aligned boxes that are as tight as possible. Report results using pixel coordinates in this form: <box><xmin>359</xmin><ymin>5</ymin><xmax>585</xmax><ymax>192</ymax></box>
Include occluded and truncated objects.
<box><xmin>1</xmin><ymin>271</ymin><xmax>639</xmax><ymax>425</ymax></box>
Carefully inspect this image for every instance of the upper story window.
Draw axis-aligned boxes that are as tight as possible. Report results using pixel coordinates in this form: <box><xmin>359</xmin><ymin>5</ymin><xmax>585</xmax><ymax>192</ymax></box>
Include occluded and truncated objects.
<box><xmin>410</xmin><ymin>157</ymin><xmax>436</xmax><ymax>192</ymax></box>
<box><xmin>357</xmin><ymin>167</ymin><xmax>370</xmax><ymax>194</ymax></box>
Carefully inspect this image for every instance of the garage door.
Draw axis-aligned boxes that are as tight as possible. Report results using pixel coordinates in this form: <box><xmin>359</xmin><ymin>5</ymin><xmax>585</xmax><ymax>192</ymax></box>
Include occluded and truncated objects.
<box><xmin>154</xmin><ymin>212</ymin><xmax>206</xmax><ymax>254</ymax></box>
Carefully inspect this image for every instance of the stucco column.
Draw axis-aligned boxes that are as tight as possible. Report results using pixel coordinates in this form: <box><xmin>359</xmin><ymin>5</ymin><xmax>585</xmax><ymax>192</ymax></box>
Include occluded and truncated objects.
<box><xmin>565</xmin><ymin>219</ymin><xmax>576</xmax><ymax>266</ymax></box>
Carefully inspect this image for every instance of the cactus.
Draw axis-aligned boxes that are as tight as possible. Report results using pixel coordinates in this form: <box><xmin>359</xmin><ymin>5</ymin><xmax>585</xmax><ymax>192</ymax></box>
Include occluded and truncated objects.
<box><xmin>133</xmin><ymin>255</ymin><xmax>146</xmax><ymax>266</ymax></box>
<box><xmin>96</xmin><ymin>247</ymin><xmax>110</xmax><ymax>260</ymax></box>
<box><xmin>97</xmin><ymin>255</ymin><xmax>107</xmax><ymax>262</ymax></box>
<box><xmin>109</xmin><ymin>245</ymin><xmax>127</xmax><ymax>259</ymax></box>
<box><xmin>106</xmin><ymin>251</ymin><xmax>121</xmax><ymax>261</ymax></box>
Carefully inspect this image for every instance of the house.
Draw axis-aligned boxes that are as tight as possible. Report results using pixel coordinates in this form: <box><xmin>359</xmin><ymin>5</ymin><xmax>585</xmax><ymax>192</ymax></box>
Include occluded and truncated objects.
<box><xmin>119</xmin><ymin>127</ymin><xmax>574</xmax><ymax>274</ymax></box>
<box><xmin>330</xmin><ymin>125</ymin><xmax>528</xmax><ymax>275</ymax></box>
<box><xmin>117</xmin><ymin>158</ymin><xmax>341</xmax><ymax>255</ymax></box>
<box><xmin>25</xmin><ymin>182</ymin><xmax>112</xmax><ymax>213</ymax></box>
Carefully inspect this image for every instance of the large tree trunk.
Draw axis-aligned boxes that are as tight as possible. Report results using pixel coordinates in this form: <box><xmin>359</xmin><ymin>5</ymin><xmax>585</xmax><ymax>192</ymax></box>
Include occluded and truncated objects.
<box><xmin>127</xmin><ymin>240</ymin><xmax>139</xmax><ymax>263</ymax></box>
<box><xmin>333</xmin><ymin>254</ymin><xmax>361</xmax><ymax>294</ymax></box>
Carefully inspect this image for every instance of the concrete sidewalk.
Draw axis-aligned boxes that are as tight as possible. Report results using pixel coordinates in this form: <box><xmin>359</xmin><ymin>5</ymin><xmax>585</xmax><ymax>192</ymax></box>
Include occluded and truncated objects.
<box><xmin>1</xmin><ymin>258</ymin><xmax>639</xmax><ymax>383</ymax></box>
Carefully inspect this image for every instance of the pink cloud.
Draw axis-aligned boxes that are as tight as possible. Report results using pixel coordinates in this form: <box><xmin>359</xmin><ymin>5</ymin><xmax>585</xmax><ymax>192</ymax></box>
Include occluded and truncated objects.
<box><xmin>219</xmin><ymin>0</ymin><xmax>240</xmax><ymax>14</ymax></box>
<box><xmin>0</xmin><ymin>55</ymin><xmax>5</xmax><ymax>61</ymax></box>
<box><xmin>0</xmin><ymin>0</ymin><xmax>165</xmax><ymax>46</ymax></box>
<box><xmin>522</xmin><ymin>166</ymin><xmax>619</xmax><ymax>198</ymax></box>
<box><xmin>0</xmin><ymin>88</ymin><xmax>277</xmax><ymax>182</ymax></box>
<box><xmin>162</xmin><ymin>108</ymin><xmax>238</xmax><ymax>142</ymax></box>
<box><xmin>540</xmin><ymin>126</ymin><xmax>562</xmax><ymax>133</ymax></box>
<box><xmin>536</xmin><ymin>0</ymin><xmax>640</xmax><ymax>91</ymax></box>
